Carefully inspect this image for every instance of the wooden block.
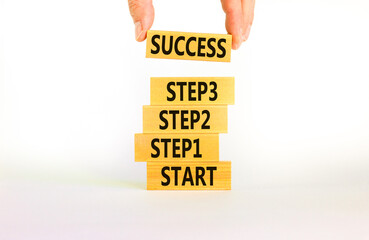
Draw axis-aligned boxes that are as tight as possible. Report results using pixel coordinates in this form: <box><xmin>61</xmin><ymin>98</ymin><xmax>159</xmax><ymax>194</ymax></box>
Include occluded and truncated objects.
<box><xmin>142</xmin><ymin>105</ymin><xmax>227</xmax><ymax>133</ymax></box>
<box><xmin>146</xmin><ymin>30</ymin><xmax>232</xmax><ymax>62</ymax></box>
<box><xmin>135</xmin><ymin>133</ymin><xmax>219</xmax><ymax>162</ymax></box>
<box><xmin>150</xmin><ymin>77</ymin><xmax>235</xmax><ymax>105</ymax></box>
<box><xmin>147</xmin><ymin>161</ymin><xmax>231</xmax><ymax>190</ymax></box>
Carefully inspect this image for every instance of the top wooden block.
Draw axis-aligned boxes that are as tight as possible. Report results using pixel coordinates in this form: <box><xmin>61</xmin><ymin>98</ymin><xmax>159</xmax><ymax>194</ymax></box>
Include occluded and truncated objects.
<box><xmin>146</xmin><ymin>30</ymin><xmax>232</xmax><ymax>62</ymax></box>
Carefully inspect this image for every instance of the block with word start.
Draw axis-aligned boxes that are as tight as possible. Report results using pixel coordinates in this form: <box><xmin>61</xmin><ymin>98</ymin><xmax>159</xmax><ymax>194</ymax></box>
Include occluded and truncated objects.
<box><xmin>147</xmin><ymin>161</ymin><xmax>231</xmax><ymax>190</ymax></box>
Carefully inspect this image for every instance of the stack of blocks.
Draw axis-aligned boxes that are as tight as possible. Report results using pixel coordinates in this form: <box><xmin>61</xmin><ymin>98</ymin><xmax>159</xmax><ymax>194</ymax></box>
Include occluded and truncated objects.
<box><xmin>134</xmin><ymin>30</ymin><xmax>235</xmax><ymax>190</ymax></box>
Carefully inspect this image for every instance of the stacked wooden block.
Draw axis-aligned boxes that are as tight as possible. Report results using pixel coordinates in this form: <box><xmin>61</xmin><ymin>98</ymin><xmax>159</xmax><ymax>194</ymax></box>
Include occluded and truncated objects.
<box><xmin>134</xmin><ymin>30</ymin><xmax>235</xmax><ymax>190</ymax></box>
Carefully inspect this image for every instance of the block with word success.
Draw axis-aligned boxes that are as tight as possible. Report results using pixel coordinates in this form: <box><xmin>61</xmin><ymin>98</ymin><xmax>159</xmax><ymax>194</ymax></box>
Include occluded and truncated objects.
<box><xmin>147</xmin><ymin>161</ymin><xmax>231</xmax><ymax>190</ymax></box>
<box><xmin>135</xmin><ymin>133</ymin><xmax>219</xmax><ymax>162</ymax></box>
<box><xmin>142</xmin><ymin>106</ymin><xmax>227</xmax><ymax>133</ymax></box>
<box><xmin>146</xmin><ymin>30</ymin><xmax>232</xmax><ymax>62</ymax></box>
<box><xmin>150</xmin><ymin>77</ymin><xmax>235</xmax><ymax>105</ymax></box>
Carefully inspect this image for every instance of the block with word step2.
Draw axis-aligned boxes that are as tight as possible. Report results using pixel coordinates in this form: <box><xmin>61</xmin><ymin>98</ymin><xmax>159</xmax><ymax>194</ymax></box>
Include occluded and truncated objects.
<box><xmin>142</xmin><ymin>105</ymin><xmax>228</xmax><ymax>134</ymax></box>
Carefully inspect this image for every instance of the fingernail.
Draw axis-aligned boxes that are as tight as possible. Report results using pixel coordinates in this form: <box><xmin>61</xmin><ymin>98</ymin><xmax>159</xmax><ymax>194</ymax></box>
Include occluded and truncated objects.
<box><xmin>234</xmin><ymin>42</ymin><xmax>241</xmax><ymax>50</ymax></box>
<box><xmin>135</xmin><ymin>22</ymin><xmax>143</xmax><ymax>41</ymax></box>
<box><xmin>233</xmin><ymin>29</ymin><xmax>242</xmax><ymax>49</ymax></box>
<box><xmin>243</xmin><ymin>24</ymin><xmax>251</xmax><ymax>41</ymax></box>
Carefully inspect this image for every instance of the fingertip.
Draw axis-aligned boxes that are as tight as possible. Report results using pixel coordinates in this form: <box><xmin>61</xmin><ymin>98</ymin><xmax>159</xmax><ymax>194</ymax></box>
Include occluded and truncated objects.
<box><xmin>134</xmin><ymin>22</ymin><xmax>151</xmax><ymax>42</ymax></box>
<box><xmin>232</xmin><ymin>41</ymin><xmax>241</xmax><ymax>50</ymax></box>
<box><xmin>223</xmin><ymin>2</ymin><xmax>243</xmax><ymax>50</ymax></box>
<box><xmin>242</xmin><ymin>24</ymin><xmax>252</xmax><ymax>42</ymax></box>
<box><xmin>130</xmin><ymin>0</ymin><xmax>154</xmax><ymax>42</ymax></box>
<box><xmin>135</xmin><ymin>22</ymin><xmax>143</xmax><ymax>41</ymax></box>
<box><xmin>136</xmin><ymin>30</ymin><xmax>146</xmax><ymax>42</ymax></box>
<box><xmin>231</xmin><ymin>29</ymin><xmax>243</xmax><ymax>50</ymax></box>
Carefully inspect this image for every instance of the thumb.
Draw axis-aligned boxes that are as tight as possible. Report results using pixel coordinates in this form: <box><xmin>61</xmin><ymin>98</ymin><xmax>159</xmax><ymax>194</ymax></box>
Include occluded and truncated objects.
<box><xmin>221</xmin><ymin>0</ymin><xmax>243</xmax><ymax>50</ymax></box>
<box><xmin>128</xmin><ymin>0</ymin><xmax>155</xmax><ymax>42</ymax></box>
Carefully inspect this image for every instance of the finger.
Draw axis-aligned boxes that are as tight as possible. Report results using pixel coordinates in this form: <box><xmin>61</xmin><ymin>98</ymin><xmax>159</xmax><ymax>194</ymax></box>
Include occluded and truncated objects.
<box><xmin>221</xmin><ymin>0</ymin><xmax>243</xmax><ymax>50</ymax></box>
<box><xmin>241</xmin><ymin>0</ymin><xmax>255</xmax><ymax>41</ymax></box>
<box><xmin>128</xmin><ymin>0</ymin><xmax>155</xmax><ymax>42</ymax></box>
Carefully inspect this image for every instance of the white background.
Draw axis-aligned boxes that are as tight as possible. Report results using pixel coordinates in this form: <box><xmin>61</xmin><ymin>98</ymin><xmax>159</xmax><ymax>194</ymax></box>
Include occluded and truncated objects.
<box><xmin>1</xmin><ymin>0</ymin><xmax>369</xmax><ymax>239</ymax></box>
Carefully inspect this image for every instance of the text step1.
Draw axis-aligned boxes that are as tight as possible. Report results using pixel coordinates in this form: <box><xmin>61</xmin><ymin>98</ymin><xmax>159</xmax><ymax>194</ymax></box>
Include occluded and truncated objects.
<box><xmin>135</xmin><ymin>133</ymin><xmax>219</xmax><ymax>162</ymax></box>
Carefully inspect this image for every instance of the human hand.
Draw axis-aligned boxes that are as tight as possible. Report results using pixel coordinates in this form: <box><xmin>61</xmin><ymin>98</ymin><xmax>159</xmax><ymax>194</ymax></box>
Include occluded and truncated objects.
<box><xmin>220</xmin><ymin>0</ymin><xmax>255</xmax><ymax>49</ymax></box>
<box><xmin>128</xmin><ymin>0</ymin><xmax>255</xmax><ymax>50</ymax></box>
